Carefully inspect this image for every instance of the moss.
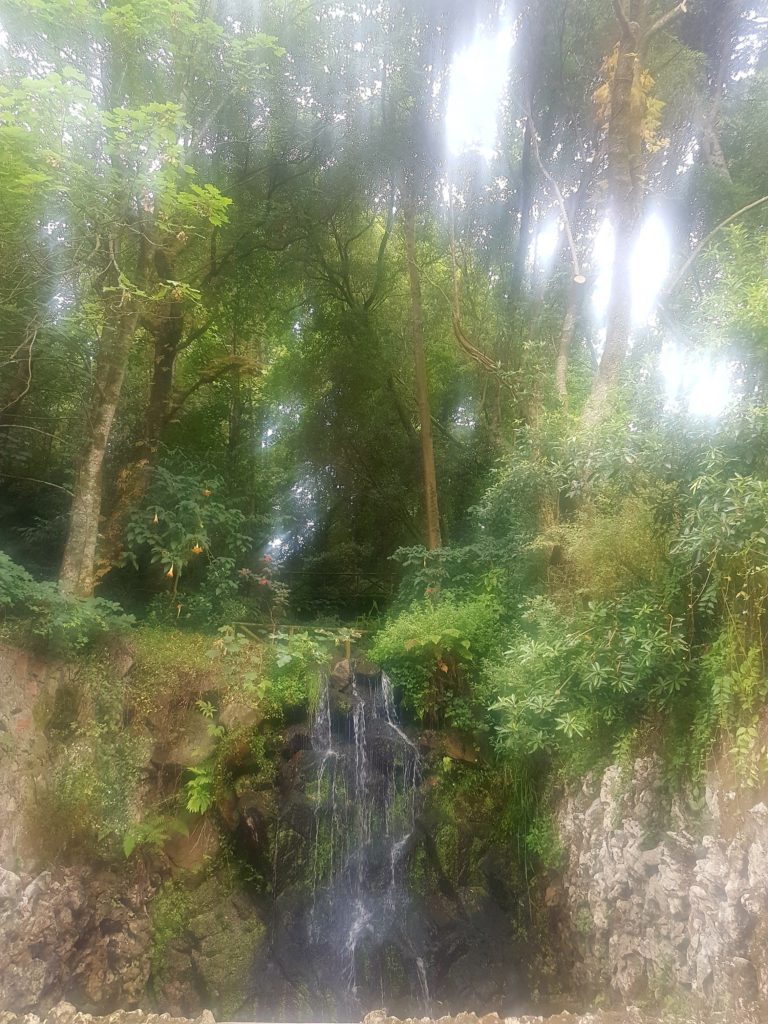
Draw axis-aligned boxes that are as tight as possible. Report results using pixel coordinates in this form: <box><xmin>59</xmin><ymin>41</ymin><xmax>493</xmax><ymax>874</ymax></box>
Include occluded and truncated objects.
<box><xmin>28</xmin><ymin>654</ymin><xmax>151</xmax><ymax>862</ymax></box>
<box><xmin>574</xmin><ymin>907</ymin><xmax>593</xmax><ymax>936</ymax></box>
<box><xmin>173</xmin><ymin>874</ymin><xmax>266</xmax><ymax>1016</ymax></box>
<box><xmin>150</xmin><ymin>879</ymin><xmax>193</xmax><ymax>980</ymax></box>
<box><xmin>197</xmin><ymin>910</ymin><xmax>266</xmax><ymax>1017</ymax></box>
<box><xmin>128</xmin><ymin>626</ymin><xmax>215</xmax><ymax>719</ymax></box>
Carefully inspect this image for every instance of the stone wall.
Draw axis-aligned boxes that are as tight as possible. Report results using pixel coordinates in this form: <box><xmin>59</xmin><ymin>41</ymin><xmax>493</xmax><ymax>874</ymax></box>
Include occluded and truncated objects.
<box><xmin>555</xmin><ymin>756</ymin><xmax>768</xmax><ymax>1008</ymax></box>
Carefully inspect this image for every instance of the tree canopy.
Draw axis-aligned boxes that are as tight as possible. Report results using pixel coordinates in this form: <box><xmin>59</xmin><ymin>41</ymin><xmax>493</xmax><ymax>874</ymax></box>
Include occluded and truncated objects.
<box><xmin>0</xmin><ymin>0</ymin><xmax>766</xmax><ymax>642</ymax></box>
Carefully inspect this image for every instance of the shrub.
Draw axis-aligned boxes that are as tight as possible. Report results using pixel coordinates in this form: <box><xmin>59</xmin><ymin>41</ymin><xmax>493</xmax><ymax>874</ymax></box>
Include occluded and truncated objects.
<box><xmin>0</xmin><ymin>550</ymin><xmax>132</xmax><ymax>655</ymax></box>
<box><xmin>493</xmin><ymin>592</ymin><xmax>689</xmax><ymax>765</ymax></box>
<box><xmin>370</xmin><ymin>595</ymin><xmax>501</xmax><ymax>728</ymax></box>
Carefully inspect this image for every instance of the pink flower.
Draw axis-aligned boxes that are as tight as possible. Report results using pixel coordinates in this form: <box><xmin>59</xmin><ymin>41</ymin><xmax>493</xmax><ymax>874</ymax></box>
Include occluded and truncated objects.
<box><xmin>258</xmin><ymin>578</ymin><xmax>268</xmax><ymax>586</ymax></box>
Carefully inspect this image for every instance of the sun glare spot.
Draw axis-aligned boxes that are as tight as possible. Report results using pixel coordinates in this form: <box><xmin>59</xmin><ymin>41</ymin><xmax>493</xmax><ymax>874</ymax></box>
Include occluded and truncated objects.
<box><xmin>592</xmin><ymin>214</ymin><xmax>670</xmax><ymax>326</ymax></box>
<box><xmin>660</xmin><ymin>344</ymin><xmax>733</xmax><ymax>419</ymax></box>
<box><xmin>534</xmin><ymin>221</ymin><xmax>560</xmax><ymax>270</ymax></box>
<box><xmin>630</xmin><ymin>214</ymin><xmax>670</xmax><ymax>325</ymax></box>
<box><xmin>446</xmin><ymin>24</ymin><xmax>514</xmax><ymax>160</ymax></box>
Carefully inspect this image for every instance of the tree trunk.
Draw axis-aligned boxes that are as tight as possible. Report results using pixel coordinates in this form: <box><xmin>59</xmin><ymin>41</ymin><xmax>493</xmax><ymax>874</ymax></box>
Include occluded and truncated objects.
<box><xmin>585</xmin><ymin>5</ymin><xmax>647</xmax><ymax>420</ymax></box>
<box><xmin>587</xmin><ymin>207</ymin><xmax>638</xmax><ymax>416</ymax></box>
<box><xmin>95</xmin><ymin>291</ymin><xmax>184</xmax><ymax>580</ymax></box>
<box><xmin>403</xmin><ymin>206</ymin><xmax>441</xmax><ymax>550</ymax></box>
<box><xmin>59</xmin><ymin>303</ymin><xmax>139</xmax><ymax>596</ymax></box>
<box><xmin>146</xmin><ymin>312</ymin><xmax>183</xmax><ymax>444</ymax></box>
<box><xmin>699</xmin><ymin>0</ymin><xmax>737</xmax><ymax>182</ymax></box>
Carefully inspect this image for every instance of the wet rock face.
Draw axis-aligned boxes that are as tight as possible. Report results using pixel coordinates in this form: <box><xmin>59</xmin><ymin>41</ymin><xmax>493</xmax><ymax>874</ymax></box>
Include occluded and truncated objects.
<box><xmin>152</xmin><ymin>875</ymin><xmax>267</xmax><ymax>1020</ymax></box>
<box><xmin>556</xmin><ymin>755</ymin><xmax>768</xmax><ymax>1007</ymax></box>
<box><xmin>0</xmin><ymin>868</ymin><xmax>152</xmax><ymax>1013</ymax></box>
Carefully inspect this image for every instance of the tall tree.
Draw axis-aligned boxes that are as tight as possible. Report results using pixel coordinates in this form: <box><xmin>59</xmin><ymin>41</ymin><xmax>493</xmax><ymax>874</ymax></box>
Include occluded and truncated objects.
<box><xmin>586</xmin><ymin>0</ymin><xmax>687</xmax><ymax>418</ymax></box>
<box><xmin>403</xmin><ymin>204</ymin><xmax>442</xmax><ymax>550</ymax></box>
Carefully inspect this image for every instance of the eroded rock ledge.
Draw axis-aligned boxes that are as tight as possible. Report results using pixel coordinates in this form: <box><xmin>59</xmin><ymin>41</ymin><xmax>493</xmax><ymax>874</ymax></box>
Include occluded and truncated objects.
<box><xmin>2</xmin><ymin>1005</ymin><xmax>767</xmax><ymax>1024</ymax></box>
<box><xmin>0</xmin><ymin>1006</ymin><xmax>214</xmax><ymax>1024</ymax></box>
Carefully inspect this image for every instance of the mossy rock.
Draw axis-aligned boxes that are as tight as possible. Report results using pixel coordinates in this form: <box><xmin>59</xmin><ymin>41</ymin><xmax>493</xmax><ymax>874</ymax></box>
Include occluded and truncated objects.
<box><xmin>152</xmin><ymin>873</ymin><xmax>266</xmax><ymax>1017</ymax></box>
<box><xmin>190</xmin><ymin>885</ymin><xmax>265</xmax><ymax>1015</ymax></box>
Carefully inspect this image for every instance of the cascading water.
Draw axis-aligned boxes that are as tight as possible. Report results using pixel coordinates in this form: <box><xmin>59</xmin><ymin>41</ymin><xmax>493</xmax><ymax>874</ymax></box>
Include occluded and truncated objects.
<box><xmin>248</xmin><ymin>658</ymin><xmax>521</xmax><ymax>1022</ymax></box>
<box><xmin>304</xmin><ymin>662</ymin><xmax>428</xmax><ymax>1017</ymax></box>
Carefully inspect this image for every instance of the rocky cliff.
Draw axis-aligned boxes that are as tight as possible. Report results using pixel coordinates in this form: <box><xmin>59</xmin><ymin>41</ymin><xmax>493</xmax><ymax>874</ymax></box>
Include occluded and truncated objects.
<box><xmin>0</xmin><ymin>641</ymin><xmax>265</xmax><ymax>1017</ymax></box>
<box><xmin>555</xmin><ymin>756</ymin><xmax>768</xmax><ymax>1009</ymax></box>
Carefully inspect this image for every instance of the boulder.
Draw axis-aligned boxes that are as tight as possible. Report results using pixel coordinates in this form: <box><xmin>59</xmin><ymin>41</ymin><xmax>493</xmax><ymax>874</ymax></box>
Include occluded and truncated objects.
<box><xmin>151</xmin><ymin>711</ymin><xmax>214</xmax><ymax>768</ymax></box>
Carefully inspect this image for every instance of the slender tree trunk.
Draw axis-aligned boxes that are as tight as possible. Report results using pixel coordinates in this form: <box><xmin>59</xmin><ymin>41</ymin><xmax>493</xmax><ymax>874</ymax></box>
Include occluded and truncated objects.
<box><xmin>510</xmin><ymin>119</ymin><xmax>534</xmax><ymax>297</ymax></box>
<box><xmin>227</xmin><ymin>325</ymin><xmax>243</xmax><ymax>474</ymax></box>
<box><xmin>60</xmin><ymin>303</ymin><xmax>140</xmax><ymax>596</ymax></box>
<box><xmin>403</xmin><ymin>206</ymin><xmax>441</xmax><ymax>550</ymax></box>
<box><xmin>555</xmin><ymin>281</ymin><xmax>585</xmax><ymax>407</ymax></box>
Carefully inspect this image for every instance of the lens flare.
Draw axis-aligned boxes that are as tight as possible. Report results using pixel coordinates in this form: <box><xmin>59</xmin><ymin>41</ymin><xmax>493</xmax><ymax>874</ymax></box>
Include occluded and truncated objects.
<box><xmin>446</xmin><ymin>24</ymin><xmax>515</xmax><ymax>160</ymax></box>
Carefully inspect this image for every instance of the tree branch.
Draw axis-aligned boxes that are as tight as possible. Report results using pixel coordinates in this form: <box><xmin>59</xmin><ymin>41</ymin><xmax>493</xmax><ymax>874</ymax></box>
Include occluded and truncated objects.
<box><xmin>663</xmin><ymin>195</ymin><xmax>768</xmax><ymax>298</ymax></box>
<box><xmin>176</xmin><ymin>316</ymin><xmax>216</xmax><ymax>353</ymax></box>
<box><xmin>166</xmin><ymin>356</ymin><xmax>261</xmax><ymax>423</ymax></box>
<box><xmin>0</xmin><ymin>326</ymin><xmax>37</xmax><ymax>416</ymax></box>
<box><xmin>526</xmin><ymin>108</ymin><xmax>584</xmax><ymax>283</ymax></box>
<box><xmin>364</xmin><ymin>199</ymin><xmax>396</xmax><ymax>310</ymax></box>
<box><xmin>649</xmin><ymin>1</ymin><xmax>688</xmax><ymax>38</ymax></box>
<box><xmin>0</xmin><ymin>473</ymin><xmax>73</xmax><ymax>496</ymax></box>
<box><xmin>612</xmin><ymin>0</ymin><xmax>633</xmax><ymax>37</ymax></box>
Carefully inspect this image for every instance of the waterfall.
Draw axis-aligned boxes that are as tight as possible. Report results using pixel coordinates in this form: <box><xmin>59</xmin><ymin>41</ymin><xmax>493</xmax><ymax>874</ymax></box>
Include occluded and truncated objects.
<box><xmin>306</xmin><ymin>663</ymin><xmax>426</xmax><ymax>1015</ymax></box>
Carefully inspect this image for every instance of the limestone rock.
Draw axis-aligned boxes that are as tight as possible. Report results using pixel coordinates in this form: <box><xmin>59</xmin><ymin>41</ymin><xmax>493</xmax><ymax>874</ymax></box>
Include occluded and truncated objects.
<box><xmin>164</xmin><ymin>818</ymin><xmax>220</xmax><ymax>874</ymax></box>
<box><xmin>151</xmin><ymin>710</ymin><xmax>214</xmax><ymax>768</ymax></box>
<box><xmin>556</xmin><ymin>753</ymin><xmax>768</xmax><ymax>1008</ymax></box>
<box><xmin>0</xmin><ymin>868</ymin><xmax>152</xmax><ymax>1013</ymax></box>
